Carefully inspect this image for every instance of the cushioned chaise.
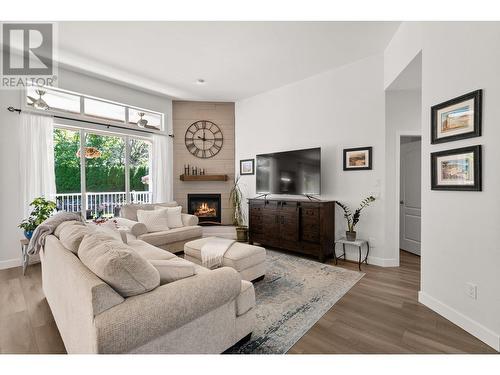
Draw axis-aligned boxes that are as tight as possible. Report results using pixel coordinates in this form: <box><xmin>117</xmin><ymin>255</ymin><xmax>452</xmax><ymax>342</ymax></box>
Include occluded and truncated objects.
<box><xmin>138</xmin><ymin>226</ymin><xmax>203</xmax><ymax>250</ymax></box>
<box><xmin>184</xmin><ymin>237</ymin><xmax>266</xmax><ymax>282</ymax></box>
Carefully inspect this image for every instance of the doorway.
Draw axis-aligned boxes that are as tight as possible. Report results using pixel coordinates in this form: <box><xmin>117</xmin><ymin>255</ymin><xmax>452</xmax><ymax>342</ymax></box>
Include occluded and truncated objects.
<box><xmin>399</xmin><ymin>136</ymin><xmax>421</xmax><ymax>255</ymax></box>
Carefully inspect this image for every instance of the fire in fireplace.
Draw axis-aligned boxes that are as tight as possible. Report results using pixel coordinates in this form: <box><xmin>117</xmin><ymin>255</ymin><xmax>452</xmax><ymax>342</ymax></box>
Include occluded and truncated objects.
<box><xmin>187</xmin><ymin>193</ymin><xmax>221</xmax><ymax>225</ymax></box>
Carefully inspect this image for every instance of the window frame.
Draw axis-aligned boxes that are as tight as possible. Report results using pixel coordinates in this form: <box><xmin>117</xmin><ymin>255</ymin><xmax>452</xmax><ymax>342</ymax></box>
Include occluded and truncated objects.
<box><xmin>22</xmin><ymin>85</ymin><xmax>165</xmax><ymax>134</ymax></box>
<box><xmin>53</xmin><ymin>122</ymin><xmax>153</xmax><ymax>216</ymax></box>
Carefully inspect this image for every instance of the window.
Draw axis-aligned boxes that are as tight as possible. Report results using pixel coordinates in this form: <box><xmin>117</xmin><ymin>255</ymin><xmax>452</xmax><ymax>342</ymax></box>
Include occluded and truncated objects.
<box><xmin>84</xmin><ymin>98</ymin><xmax>126</xmax><ymax>123</ymax></box>
<box><xmin>27</xmin><ymin>86</ymin><xmax>80</xmax><ymax>113</ymax></box>
<box><xmin>53</xmin><ymin>128</ymin><xmax>82</xmax><ymax>212</ymax></box>
<box><xmin>129</xmin><ymin>138</ymin><xmax>152</xmax><ymax>203</ymax></box>
<box><xmin>128</xmin><ymin>108</ymin><xmax>162</xmax><ymax>130</ymax></box>
<box><xmin>25</xmin><ymin>85</ymin><xmax>164</xmax><ymax>131</ymax></box>
<box><xmin>53</xmin><ymin>126</ymin><xmax>152</xmax><ymax>218</ymax></box>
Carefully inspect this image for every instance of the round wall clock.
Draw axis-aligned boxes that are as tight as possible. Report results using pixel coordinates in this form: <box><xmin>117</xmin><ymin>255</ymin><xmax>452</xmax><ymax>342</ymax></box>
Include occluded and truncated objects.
<box><xmin>184</xmin><ymin>120</ymin><xmax>223</xmax><ymax>158</ymax></box>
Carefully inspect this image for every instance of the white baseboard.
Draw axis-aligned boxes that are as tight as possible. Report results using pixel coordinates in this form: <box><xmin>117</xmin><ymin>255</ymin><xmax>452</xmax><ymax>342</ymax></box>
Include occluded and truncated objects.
<box><xmin>418</xmin><ymin>291</ymin><xmax>500</xmax><ymax>352</ymax></box>
<box><xmin>335</xmin><ymin>248</ymin><xmax>399</xmax><ymax>267</ymax></box>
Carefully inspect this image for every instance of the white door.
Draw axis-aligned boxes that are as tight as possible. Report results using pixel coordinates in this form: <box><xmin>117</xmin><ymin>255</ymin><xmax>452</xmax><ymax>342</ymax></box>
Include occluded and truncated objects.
<box><xmin>400</xmin><ymin>139</ymin><xmax>421</xmax><ymax>255</ymax></box>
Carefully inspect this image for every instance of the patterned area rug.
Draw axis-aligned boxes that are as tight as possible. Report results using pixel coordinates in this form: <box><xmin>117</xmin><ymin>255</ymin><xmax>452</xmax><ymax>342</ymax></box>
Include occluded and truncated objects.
<box><xmin>226</xmin><ymin>249</ymin><xmax>364</xmax><ymax>354</ymax></box>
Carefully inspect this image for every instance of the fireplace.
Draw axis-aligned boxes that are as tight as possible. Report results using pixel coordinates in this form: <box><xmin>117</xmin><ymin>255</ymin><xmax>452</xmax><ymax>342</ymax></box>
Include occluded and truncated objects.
<box><xmin>187</xmin><ymin>193</ymin><xmax>221</xmax><ymax>225</ymax></box>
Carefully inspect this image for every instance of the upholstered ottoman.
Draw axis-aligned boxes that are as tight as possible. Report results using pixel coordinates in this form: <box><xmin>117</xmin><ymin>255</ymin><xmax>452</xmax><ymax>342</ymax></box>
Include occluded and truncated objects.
<box><xmin>184</xmin><ymin>237</ymin><xmax>266</xmax><ymax>282</ymax></box>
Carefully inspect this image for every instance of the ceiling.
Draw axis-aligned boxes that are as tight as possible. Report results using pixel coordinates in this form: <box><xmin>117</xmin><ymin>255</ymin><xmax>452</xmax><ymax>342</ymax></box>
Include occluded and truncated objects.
<box><xmin>386</xmin><ymin>52</ymin><xmax>422</xmax><ymax>91</ymax></box>
<box><xmin>57</xmin><ymin>22</ymin><xmax>400</xmax><ymax>101</ymax></box>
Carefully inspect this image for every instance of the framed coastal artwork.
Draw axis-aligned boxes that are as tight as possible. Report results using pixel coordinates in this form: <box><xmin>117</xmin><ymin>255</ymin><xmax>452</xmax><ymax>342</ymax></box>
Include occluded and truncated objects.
<box><xmin>343</xmin><ymin>147</ymin><xmax>372</xmax><ymax>171</ymax></box>
<box><xmin>240</xmin><ymin>159</ymin><xmax>255</xmax><ymax>175</ymax></box>
<box><xmin>431</xmin><ymin>145</ymin><xmax>481</xmax><ymax>191</ymax></box>
<box><xmin>431</xmin><ymin>90</ymin><xmax>482</xmax><ymax>144</ymax></box>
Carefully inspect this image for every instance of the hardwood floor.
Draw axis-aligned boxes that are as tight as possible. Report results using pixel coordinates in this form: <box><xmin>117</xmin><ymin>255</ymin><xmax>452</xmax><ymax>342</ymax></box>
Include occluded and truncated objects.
<box><xmin>0</xmin><ymin>251</ymin><xmax>495</xmax><ymax>354</ymax></box>
<box><xmin>289</xmin><ymin>250</ymin><xmax>496</xmax><ymax>354</ymax></box>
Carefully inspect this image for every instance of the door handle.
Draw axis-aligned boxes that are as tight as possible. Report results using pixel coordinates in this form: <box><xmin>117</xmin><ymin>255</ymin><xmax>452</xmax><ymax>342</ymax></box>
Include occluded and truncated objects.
<box><xmin>400</xmin><ymin>201</ymin><xmax>404</xmax><ymax>204</ymax></box>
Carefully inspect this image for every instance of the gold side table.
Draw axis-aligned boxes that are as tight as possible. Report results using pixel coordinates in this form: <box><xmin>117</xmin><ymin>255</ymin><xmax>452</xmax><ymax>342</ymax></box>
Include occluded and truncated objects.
<box><xmin>20</xmin><ymin>238</ymin><xmax>30</xmax><ymax>275</ymax></box>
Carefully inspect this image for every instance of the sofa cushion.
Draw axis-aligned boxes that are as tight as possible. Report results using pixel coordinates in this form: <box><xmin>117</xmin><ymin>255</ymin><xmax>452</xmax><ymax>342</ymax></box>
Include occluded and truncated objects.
<box><xmin>54</xmin><ymin>220</ymin><xmax>85</xmax><ymax>238</ymax></box>
<box><xmin>181</xmin><ymin>213</ymin><xmax>199</xmax><ymax>227</ymax></box>
<box><xmin>184</xmin><ymin>237</ymin><xmax>266</xmax><ymax>272</ymax></box>
<box><xmin>120</xmin><ymin>202</ymin><xmax>178</xmax><ymax>221</ymax></box>
<box><xmin>149</xmin><ymin>258</ymin><xmax>196</xmax><ymax>285</ymax></box>
<box><xmin>115</xmin><ymin>217</ymin><xmax>148</xmax><ymax>237</ymax></box>
<box><xmin>236</xmin><ymin>280</ymin><xmax>256</xmax><ymax>316</ymax></box>
<box><xmin>59</xmin><ymin>224</ymin><xmax>91</xmax><ymax>254</ymax></box>
<box><xmin>78</xmin><ymin>234</ymin><xmax>160</xmax><ymax>298</ymax></box>
<box><xmin>127</xmin><ymin>239</ymin><xmax>176</xmax><ymax>261</ymax></box>
<box><xmin>137</xmin><ymin>226</ymin><xmax>203</xmax><ymax>246</ymax></box>
<box><xmin>155</xmin><ymin>201</ymin><xmax>179</xmax><ymax>209</ymax></box>
<box><xmin>89</xmin><ymin>224</ymin><xmax>126</xmax><ymax>243</ymax></box>
<box><xmin>155</xmin><ymin>205</ymin><xmax>183</xmax><ymax>228</ymax></box>
<box><xmin>137</xmin><ymin>208</ymin><xmax>169</xmax><ymax>233</ymax></box>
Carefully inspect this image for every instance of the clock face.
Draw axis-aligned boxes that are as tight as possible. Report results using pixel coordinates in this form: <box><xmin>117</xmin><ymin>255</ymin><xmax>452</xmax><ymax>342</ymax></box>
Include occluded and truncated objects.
<box><xmin>184</xmin><ymin>120</ymin><xmax>223</xmax><ymax>158</ymax></box>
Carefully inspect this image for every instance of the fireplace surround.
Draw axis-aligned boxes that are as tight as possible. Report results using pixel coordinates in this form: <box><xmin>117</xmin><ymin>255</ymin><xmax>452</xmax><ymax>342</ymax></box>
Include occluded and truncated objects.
<box><xmin>187</xmin><ymin>193</ymin><xmax>222</xmax><ymax>225</ymax></box>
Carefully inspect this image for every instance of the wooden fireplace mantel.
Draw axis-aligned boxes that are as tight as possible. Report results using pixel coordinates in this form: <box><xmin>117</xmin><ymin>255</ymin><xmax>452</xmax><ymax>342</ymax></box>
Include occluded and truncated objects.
<box><xmin>179</xmin><ymin>174</ymin><xmax>228</xmax><ymax>182</ymax></box>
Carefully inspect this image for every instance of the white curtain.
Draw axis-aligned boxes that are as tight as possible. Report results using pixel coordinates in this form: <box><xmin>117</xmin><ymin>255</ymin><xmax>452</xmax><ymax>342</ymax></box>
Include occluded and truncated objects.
<box><xmin>19</xmin><ymin>113</ymin><xmax>56</xmax><ymax>217</ymax></box>
<box><xmin>151</xmin><ymin>134</ymin><xmax>172</xmax><ymax>203</ymax></box>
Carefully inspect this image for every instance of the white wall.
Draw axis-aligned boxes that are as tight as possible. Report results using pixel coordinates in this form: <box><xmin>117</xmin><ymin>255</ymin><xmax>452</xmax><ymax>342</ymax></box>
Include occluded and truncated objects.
<box><xmin>384</xmin><ymin>89</ymin><xmax>421</xmax><ymax>263</ymax></box>
<box><xmin>386</xmin><ymin>22</ymin><xmax>500</xmax><ymax>351</ymax></box>
<box><xmin>384</xmin><ymin>22</ymin><xmax>423</xmax><ymax>90</ymax></box>
<box><xmin>235</xmin><ymin>55</ymin><xmax>390</xmax><ymax>265</ymax></box>
<box><xmin>0</xmin><ymin>67</ymin><xmax>173</xmax><ymax>268</ymax></box>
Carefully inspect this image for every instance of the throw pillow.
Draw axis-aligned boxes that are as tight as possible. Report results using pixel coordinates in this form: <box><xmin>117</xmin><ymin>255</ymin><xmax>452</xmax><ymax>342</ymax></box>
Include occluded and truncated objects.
<box><xmin>89</xmin><ymin>224</ymin><xmax>126</xmax><ymax>243</ymax></box>
<box><xmin>155</xmin><ymin>205</ymin><xmax>184</xmax><ymax>228</ymax></box>
<box><xmin>59</xmin><ymin>224</ymin><xmax>90</xmax><ymax>254</ymax></box>
<box><xmin>137</xmin><ymin>208</ymin><xmax>169</xmax><ymax>232</ymax></box>
<box><xmin>54</xmin><ymin>220</ymin><xmax>85</xmax><ymax>238</ymax></box>
<box><xmin>78</xmin><ymin>234</ymin><xmax>160</xmax><ymax>297</ymax></box>
<box><xmin>149</xmin><ymin>258</ymin><xmax>196</xmax><ymax>285</ymax></box>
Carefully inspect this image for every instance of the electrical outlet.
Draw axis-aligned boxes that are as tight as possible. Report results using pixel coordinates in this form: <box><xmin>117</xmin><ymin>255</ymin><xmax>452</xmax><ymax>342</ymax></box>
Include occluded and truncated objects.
<box><xmin>465</xmin><ymin>282</ymin><xmax>477</xmax><ymax>300</ymax></box>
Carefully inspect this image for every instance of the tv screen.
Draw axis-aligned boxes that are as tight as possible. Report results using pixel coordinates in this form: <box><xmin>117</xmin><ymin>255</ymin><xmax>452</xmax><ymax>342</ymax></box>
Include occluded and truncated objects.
<box><xmin>256</xmin><ymin>147</ymin><xmax>321</xmax><ymax>195</ymax></box>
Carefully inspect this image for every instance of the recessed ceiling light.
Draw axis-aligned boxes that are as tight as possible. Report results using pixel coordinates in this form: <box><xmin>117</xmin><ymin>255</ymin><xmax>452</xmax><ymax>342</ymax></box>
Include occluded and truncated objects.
<box><xmin>196</xmin><ymin>79</ymin><xmax>206</xmax><ymax>85</ymax></box>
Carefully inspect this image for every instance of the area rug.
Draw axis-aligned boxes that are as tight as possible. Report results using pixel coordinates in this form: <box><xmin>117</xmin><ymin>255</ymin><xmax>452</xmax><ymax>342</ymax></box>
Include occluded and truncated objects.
<box><xmin>226</xmin><ymin>249</ymin><xmax>364</xmax><ymax>354</ymax></box>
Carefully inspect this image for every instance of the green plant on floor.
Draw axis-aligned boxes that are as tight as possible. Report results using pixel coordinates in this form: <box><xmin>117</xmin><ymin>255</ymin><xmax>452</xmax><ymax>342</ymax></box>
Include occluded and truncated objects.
<box><xmin>336</xmin><ymin>196</ymin><xmax>376</xmax><ymax>233</ymax></box>
<box><xmin>18</xmin><ymin>197</ymin><xmax>57</xmax><ymax>232</ymax></box>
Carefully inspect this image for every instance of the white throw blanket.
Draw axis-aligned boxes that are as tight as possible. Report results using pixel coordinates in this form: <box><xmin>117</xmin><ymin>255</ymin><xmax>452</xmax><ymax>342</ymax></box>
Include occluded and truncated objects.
<box><xmin>201</xmin><ymin>237</ymin><xmax>236</xmax><ymax>269</ymax></box>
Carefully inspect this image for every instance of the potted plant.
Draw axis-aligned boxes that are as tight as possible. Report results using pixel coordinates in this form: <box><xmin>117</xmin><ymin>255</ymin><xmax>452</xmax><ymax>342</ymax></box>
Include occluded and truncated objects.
<box><xmin>229</xmin><ymin>176</ymin><xmax>248</xmax><ymax>242</ymax></box>
<box><xmin>18</xmin><ymin>197</ymin><xmax>57</xmax><ymax>240</ymax></box>
<box><xmin>335</xmin><ymin>196</ymin><xmax>375</xmax><ymax>241</ymax></box>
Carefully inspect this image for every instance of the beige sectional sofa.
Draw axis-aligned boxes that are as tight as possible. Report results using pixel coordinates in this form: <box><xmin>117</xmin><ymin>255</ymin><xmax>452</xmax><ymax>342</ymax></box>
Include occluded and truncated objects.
<box><xmin>40</xmin><ymin>222</ymin><xmax>256</xmax><ymax>354</ymax></box>
<box><xmin>117</xmin><ymin>202</ymin><xmax>203</xmax><ymax>253</ymax></box>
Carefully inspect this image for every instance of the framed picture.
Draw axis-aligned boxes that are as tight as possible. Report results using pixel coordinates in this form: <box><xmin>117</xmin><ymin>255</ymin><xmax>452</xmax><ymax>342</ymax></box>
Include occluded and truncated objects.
<box><xmin>343</xmin><ymin>147</ymin><xmax>372</xmax><ymax>171</ymax></box>
<box><xmin>431</xmin><ymin>90</ymin><xmax>482</xmax><ymax>144</ymax></box>
<box><xmin>431</xmin><ymin>145</ymin><xmax>481</xmax><ymax>191</ymax></box>
<box><xmin>240</xmin><ymin>159</ymin><xmax>255</xmax><ymax>175</ymax></box>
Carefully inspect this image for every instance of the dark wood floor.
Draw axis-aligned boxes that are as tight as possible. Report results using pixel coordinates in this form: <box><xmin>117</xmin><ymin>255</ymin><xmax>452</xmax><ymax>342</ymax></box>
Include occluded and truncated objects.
<box><xmin>0</xmin><ymin>251</ymin><xmax>496</xmax><ymax>354</ymax></box>
<box><xmin>289</xmin><ymin>250</ymin><xmax>496</xmax><ymax>353</ymax></box>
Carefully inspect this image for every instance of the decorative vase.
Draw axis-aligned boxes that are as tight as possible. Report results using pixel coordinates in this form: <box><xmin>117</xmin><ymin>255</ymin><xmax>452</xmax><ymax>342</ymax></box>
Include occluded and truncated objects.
<box><xmin>236</xmin><ymin>226</ymin><xmax>248</xmax><ymax>242</ymax></box>
<box><xmin>24</xmin><ymin>230</ymin><xmax>33</xmax><ymax>240</ymax></box>
<box><xmin>346</xmin><ymin>231</ymin><xmax>356</xmax><ymax>241</ymax></box>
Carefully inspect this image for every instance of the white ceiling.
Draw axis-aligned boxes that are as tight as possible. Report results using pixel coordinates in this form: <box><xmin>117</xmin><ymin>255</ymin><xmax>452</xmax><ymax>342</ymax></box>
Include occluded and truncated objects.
<box><xmin>57</xmin><ymin>22</ymin><xmax>400</xmax><ymax>101</ymax></box>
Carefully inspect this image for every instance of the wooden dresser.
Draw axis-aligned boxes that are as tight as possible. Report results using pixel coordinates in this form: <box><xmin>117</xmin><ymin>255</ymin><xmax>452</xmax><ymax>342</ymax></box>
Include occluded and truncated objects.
<box><xmin>248</xmin><ymin>198</ymin><xmax>335</xmax><ymax>262</ymax></box>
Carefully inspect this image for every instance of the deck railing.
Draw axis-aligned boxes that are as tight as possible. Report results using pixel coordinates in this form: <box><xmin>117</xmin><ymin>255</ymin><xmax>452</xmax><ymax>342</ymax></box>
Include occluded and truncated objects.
<box><xmin>55</xmin><ymin>191</ymin><xmax>152</xmax><ymax>218</ymax></box>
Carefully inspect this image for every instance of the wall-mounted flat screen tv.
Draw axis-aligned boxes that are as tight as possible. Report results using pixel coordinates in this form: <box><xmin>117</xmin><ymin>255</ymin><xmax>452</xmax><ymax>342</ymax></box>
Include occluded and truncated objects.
<box><xmin>256</xmin><ymin>147</ymin><xmax>321</xmax><ymax>195</ymax></box>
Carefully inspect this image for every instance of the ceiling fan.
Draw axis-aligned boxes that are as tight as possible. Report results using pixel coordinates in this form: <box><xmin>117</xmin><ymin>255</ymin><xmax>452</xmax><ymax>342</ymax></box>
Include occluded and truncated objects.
<box><xmin>27</xmin><ymin>89</ymin><xmax>50</xmax><ymax>110</ymax></box>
